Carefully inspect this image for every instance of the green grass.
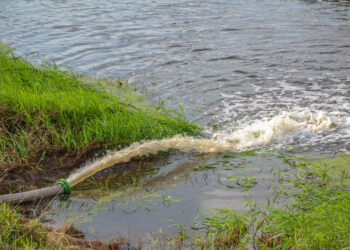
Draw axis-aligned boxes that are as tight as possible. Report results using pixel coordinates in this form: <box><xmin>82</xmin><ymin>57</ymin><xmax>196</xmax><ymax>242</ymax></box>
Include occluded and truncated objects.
<box><xmin>301</xmin><ymin>153</ymin><xmax>350</xmax><ymax>186</ymax></box>
<box><xmin>0</xmin><ymin>203</ymin><xmax>60</xmax><ymax>249</ymax></box>
<box><xmin>190</xmin><ymin>209</ymin><xmax>250</xmax><ymax>249</ymax></box>
<box><xmin>259</xmin><ymin>186</ymin><xmax>350</xmax><ymax>249</ymax></box>
<box><xmin>0</xmin><ymin>51</ymin><xmax>200</xmax><ymax>168</ymax></box>
<box><xmin>258</xmin><ymin>154</ymin><xmax>350</xmax><ymax>249</ymax></box>
<box><xmin>167</xmin><ymin>153</ymin><xmax>350</xmax><ymax>249</ymax></box>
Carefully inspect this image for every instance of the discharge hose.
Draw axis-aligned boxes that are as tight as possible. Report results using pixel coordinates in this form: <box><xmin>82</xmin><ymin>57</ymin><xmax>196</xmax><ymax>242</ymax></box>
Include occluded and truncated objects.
<box><xmin>0</xmin><ymin>179</ymin><xmax>71</xmax><ymax>204</ymax></box>
<box><xmin>0</xmin><ymin>136</ymin><xmax>231</xmax><ymax>204</ymax></box>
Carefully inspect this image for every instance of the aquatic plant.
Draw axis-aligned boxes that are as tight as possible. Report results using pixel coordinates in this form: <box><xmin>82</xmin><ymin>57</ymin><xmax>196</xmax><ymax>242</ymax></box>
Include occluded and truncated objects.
<box><xmin>257</xmin><ymin>154</ymin><xmax>350</xmax><ymax>248</ymax></box>
<box><xmin>191</xmin><ymin>209</ymin><xmax>250</xmax><ymax>249</ymax></box>
<box><xmin>164</xmin><ymin>153</ymin><xmax>350</xmax><ymax>249</ymax></box>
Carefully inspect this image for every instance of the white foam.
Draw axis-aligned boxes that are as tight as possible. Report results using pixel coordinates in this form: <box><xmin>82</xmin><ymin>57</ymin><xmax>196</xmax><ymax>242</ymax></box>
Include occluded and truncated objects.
<box><xmin>213</xmin><ymin>110</ymin><xmax>332</xmax><ymax>150</ymax></box>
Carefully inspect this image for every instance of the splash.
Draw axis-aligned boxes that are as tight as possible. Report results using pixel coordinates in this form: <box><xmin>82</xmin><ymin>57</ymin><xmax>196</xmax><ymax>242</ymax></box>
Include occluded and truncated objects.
<box><xmin>213</xmin><ymin>110</ymin><xmax>332</xmax><ymax>149</ymax></box>
<box><xmin>67</xmin><ymin>110</ymin><xmax>332</xmax><ymax>187</ymax></box>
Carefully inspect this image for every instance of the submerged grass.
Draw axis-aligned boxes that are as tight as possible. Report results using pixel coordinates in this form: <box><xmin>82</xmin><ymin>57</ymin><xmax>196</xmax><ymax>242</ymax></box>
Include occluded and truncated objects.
<box><xmin>0</xmin><ymin>51</ymin><xmax>200</xmax><ymax>169</ymax></box>
<box><xmin>259</xmin><ymin>186</ymin><xmax>350</xmax><ymax>249</ymax></box>
<box><xmin>166</xmin><ymin>153</ymin><xmax>350</xmax><ymax>249</ymax></box>
<box><xmin>257</xmin><ymin>153</ymin><xmax>350</xmax><ymax>249</ymax></box>
<box><xmin>191</xmin><ymin>209</ymin><xmax>250</xmax><ymax>249</ymax></box>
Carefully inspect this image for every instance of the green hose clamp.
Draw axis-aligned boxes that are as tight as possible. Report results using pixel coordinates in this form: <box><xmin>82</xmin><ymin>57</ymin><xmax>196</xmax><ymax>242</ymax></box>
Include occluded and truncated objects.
<box><xmin>56</xmin><ymin>179</ymin><xmax>71</xmax><ymax>194</ymax></box>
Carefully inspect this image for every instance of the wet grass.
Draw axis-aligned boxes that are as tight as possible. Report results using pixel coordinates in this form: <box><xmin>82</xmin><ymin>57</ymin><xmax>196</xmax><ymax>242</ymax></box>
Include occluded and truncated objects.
<box><xmin>259</xmin><ymin>186</ymin><xmax>350</xmax><ymax>249</ymax></box>
<box><xmin>0</xmin><ymin>203</ymin><xmax>60</xmax><ymax>249</ymax></box>
<box><xmin>191</xmin><ymin>209</ymin><xmax>250</xmax><ymax>249</ymax></box>
<box><xmin>165</xmin><ymin>153</ymin><xmax>350</xmax><ymax>249</ymax></box>
<box><xmin>0</xmin><ymin>51</ymin><xmax>200</xmax><ymax>169</ymax></box>
<box><xmin>257</xmin><ymin>154</ymin><xmax>350</xmax><ymax>249</ymax></box>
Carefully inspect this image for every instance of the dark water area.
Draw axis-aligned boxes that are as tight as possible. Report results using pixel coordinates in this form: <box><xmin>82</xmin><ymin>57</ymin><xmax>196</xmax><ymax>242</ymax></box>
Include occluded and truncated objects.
<box><xmin>1</xmin><ymin>0</ymin><xmax>350</xmax><ymax>245</ymax></box>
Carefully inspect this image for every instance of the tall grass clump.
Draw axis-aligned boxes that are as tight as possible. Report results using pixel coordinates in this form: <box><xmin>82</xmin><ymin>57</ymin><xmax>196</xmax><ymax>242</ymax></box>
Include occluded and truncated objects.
<box><xmin>0</xmin><ymin>52</ymin><xmax>200</xmax><ymax>168</ymax></box>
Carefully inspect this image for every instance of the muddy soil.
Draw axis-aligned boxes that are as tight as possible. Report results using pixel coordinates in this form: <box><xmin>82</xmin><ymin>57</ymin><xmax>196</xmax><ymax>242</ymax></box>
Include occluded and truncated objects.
<box><xmin>0</xmin><ymin>149</ymin><xmax>163</xmax><ymax>195</ymax></box>
<box><xmin>0</xmin><ymin>152</ymin><xmax>91</xmax><ymax>195</ymax></box>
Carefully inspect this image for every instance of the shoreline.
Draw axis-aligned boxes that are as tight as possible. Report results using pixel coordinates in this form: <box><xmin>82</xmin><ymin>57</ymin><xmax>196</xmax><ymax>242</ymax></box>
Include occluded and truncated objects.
<box><xmin>0</xmin><ymin>46</ymin><xmax>200</xmax><ymax>194</ymax></box>
<box><xmin>0</xmin><ymin>44</ymin><xmax>200</xmax><ymax>249</ymax></box>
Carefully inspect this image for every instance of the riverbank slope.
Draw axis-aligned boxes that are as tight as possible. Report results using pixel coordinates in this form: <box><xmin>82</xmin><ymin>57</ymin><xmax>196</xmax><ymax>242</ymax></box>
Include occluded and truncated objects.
<box><xmin>0</xmin><ymin>48</ymin><xmax>200</xmax><ymax>195</ymax></box>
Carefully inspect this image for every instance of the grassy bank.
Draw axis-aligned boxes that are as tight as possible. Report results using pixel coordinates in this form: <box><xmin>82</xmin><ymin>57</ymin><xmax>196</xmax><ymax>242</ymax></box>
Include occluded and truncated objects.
<box><xmin>0</xmin><ymin>48</ymin><xmax>200</xmax><ymax>193</ymax></box>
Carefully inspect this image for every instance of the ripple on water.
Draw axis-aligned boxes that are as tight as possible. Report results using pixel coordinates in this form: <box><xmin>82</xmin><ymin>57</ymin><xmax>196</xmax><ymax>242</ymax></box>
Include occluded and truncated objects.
<box><xmin>0</xmin><ymin>0</ymin><xmax>349</xmax><ymax>151</ymax></box>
